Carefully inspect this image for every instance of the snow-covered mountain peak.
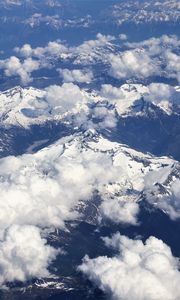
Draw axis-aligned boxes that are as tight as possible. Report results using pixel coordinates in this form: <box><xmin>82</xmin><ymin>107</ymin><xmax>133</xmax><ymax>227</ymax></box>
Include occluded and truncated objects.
<box><xmin>100</xmin><ymin>83</ymin><xmax>180</xmax><ymax>116</ymax></box>
<box><xmin>0</xmin><ymin>84</ymin><xmax>88</xmax><ymax>127</ymax></box>
<box><xmin>0</xmin><ymin>86</ymin><xmax>46</xmax><ymax>126</ymax></box>
<box><xmin>36</xmin><ymin>129</ymin><xmax>175</xmax><ymax>180</ymax></box>
<box><xmin>2</xmin><ymin>129</ymin><xmax>177</xmax><ymax>226</ymax></box>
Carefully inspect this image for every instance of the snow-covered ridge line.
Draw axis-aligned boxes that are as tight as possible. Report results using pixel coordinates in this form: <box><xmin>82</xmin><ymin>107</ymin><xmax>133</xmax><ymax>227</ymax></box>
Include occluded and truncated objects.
<box><xmin>0</xmin><ymin>0</ymin><xmax>179</xmax><ymax>26</ymax></box>
<box><xmin>0</xmin><ymin>82</ymin><xmax>179</xmax><ymax>128</ymax></box>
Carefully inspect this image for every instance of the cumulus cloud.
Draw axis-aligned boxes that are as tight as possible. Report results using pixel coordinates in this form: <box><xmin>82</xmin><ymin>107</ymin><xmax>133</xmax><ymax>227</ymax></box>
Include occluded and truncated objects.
<box><xmin>143</xmin><ymin>83</ymin><xmax>180</xmax><ymax>113</ymax></box>
<box><xmin>15</xmin><ymin>34</ymin><xmax>114</xmax><ymax>68</ymax></box>
<box><xmin>58</xmin><ymin>68</ymin><xmax>93</xmax><ymax>83</ymax></box>
<box><xmin>79</xmin><ymin>233</ymin><xmax>180</xmax><ymax>300</ymax></box>
<box><xmin>15</xmin><ymin>41</ymin><xmax>68</xmax><ymax>58</ymax></box>
<box><xmin>165</xmin><ymin>50</ymin><xmax>180</xmax><ymax>83</ymax></box>
<box><xmin>126</xmin><ymin>35</ymin><xmax>180</xmax><ymax>56</ymax></box>
<box><xmin>0</xmin><ymin>225</ymin><xmax>57</xmax><ymax>284</ymax></box>
<box><xmin>92</xmin><ymin>104</ymin><xmax>118</xmax><ymax>129</ymax></box>
<box><xmin>14</xmin><ymin>34</ymin><xmax>115</xmax><ymax>70</ymax></box>
<box><xmin>74</xmin><ymin>104</ymin><xmax>118</xmax><ymax>131</ymax></box>
<box><xmin>2</xmin><ymin>33</ymin><xmax>115</xmax><ymax>83</ymax></box>
<box><xmin>119</xmin><ymin>34</ymin><xmax>127</xmax><ymax>41</ymax></box>
<box><xmin>144</xmin><ymin>165</ymin><xmax>180</xmax><ymax>220</ymax></box>
<box><xmin>109</xmin><ymin>50</ymin><xmax>159</xmax><ymax>80</ymax></box>
<box><xmin>15</xmin><ymin>43</ymin><xmax>33</xmax><ymax>58</ymax></box>
<box><xmin>57</xmin><ymin>84</ymin><xmax>120</xmax><ymax>131</ymax></box>
<box><xmin>145</xmin><ymin>83</ymin><xmax>178</xmax><ymax>104</ymax></box>
<box><xmin>2</xmin><ymin>34</ymin><xmax>179</xmax><ymax>84</ymax></box>
<box><xmin>100</xmin><ymin>84</ymin><xmax>124</xmax><ymax>100</ymax></box>
<box><xmin>45</xmin><ymin>83</ymin><xmax>86</xmax><ymax>114</ymax></box>
<box><xmin>125</xmin><ymin>35</ymin><xmax>180</xmax><ymax>82</ymax></box>
<box><xmin>100</xmin><ymin>198</ymin><xmax>139</xmax><ymax>225</ymax></box>
<box><xmin>0</xmin><ymin>56</ymin><xmax>40</xmax><ymax>85</ymax></box>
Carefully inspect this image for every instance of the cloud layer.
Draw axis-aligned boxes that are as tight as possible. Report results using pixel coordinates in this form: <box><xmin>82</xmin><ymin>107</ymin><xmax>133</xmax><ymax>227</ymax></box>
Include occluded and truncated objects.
<box><xmin>0</xmin><ymin>56</ymin><xmax>40</xmax><ymax>85</ymax></box>
<box><xmin>58</xmin><ymin>68</ymin><xmax>93</xmax><ymax>83</ymax></box>
<box><xmin>45</xmin><ymin>83</ymin><xmax>86</xmax><ymax>114</ymax></box>
<box><xmin>109</xmin><ymin>50</ymin><xmax>159</xmax><ymax>79</ymax></box>
<box><xmin>144</xmin><ymin>83</ymin><xmax>179</xmax><ymax>105</ymax></box>
<box><xmin>0</xmin><ymin>225</ymin><xmax>57</xmax><ymax>285</ymax></box>
<box><xmin>79</xmin><ymin>233</ymin><xmax>180</xmax><ymax>300</ymax></box>
<box><xmin>0</xmin><ymin>33</ymin><xmax>179</xmax><ymax>84</ymax></box>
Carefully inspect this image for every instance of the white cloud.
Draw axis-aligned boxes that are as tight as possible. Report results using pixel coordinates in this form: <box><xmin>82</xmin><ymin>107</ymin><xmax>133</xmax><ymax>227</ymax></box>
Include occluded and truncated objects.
<box><xmin>0</xmin><ymin>56</ymin><xmax>40</xmax><ymax>85</ymax></box>
<box><xmin>15</xmin><ymin>41</ymin><xmax>68</xmax><ymax>58</ymax></box>
<box><xmin>126</xmin><ymin>35</ymin><xmax>180</xmax><ymax>56</ymax></box>
<box><xmin>92</xmin><ymin>105</ymin><xmax>118</xmax><ymax>129</ymax></box>
<box><xmin>4</xmin><ymin>34</ymin><xmax>179</xmax><ymax>84</ymax></box>
<box><xmin>165</xmin><ymin>50</ymin><xmax>180</xmax><ymax>83</ymax></box>
<box><xmin>119</xmin><ymin>34</ymin><xmax>127</xmax><ymax>41</ymax></box>
<box><xmin>14</xmin><ymin>34</ymin><xmax>114</xmax><ymax>67</ymax></box>
<box><xmin>70</xmin><ymin>103</ymin><xmax>118</xmax><ymax>131</ymax></box>
<box><xmin>58</xmin><ymin>68</ymin><xmax>93</xmax><ymax>83</ymax></box>
<box><xmin>45</xmin><ymin>83</ymin><xmax>86</xmax><ymax>114</ymax></box>
<box><xmin>109</xmin><ymin>50</ymin><xmax>159</xmax><ymax>80</ymax></box>
<box><xmin>145</xmin><ymin>83</ymin><xmax>178</xmax><ymax>104</ymax></box>
<box><xmin>100</xmin><ymin>84</ymin><xmax>124</xmax><ymax>100</ymax></box>
<box><xmin>45</xmin><ymin>41</ymin><xmax>67</xmax><ymax>56</ymax></box>
<box><xmin>100</xmin><ymin>199</ymin><xmax>139</xmax><ymax>225</ymax></box>
<box><xmin>124</xmin><ymin>35</ymin><xmax>180</xmax><ymax>82</ymax></box>
<box><xmin>143</xmin><ymin>83</ymin><xmax>180</xmax><ymax>113</ymax></box>
<box><xmin>0</xmin><ymin>225</ymin><xmax>57</xmax><ymax>284</ymax></box>
<box><xmin>15</xmin><ymin>43</ymin><xmax>33</xmax><ymax>57</ymax></box>
<box><xmin>79</xmin><ymin>233</ymin><xmax>180</xmax><ymax>300</ymax></box>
